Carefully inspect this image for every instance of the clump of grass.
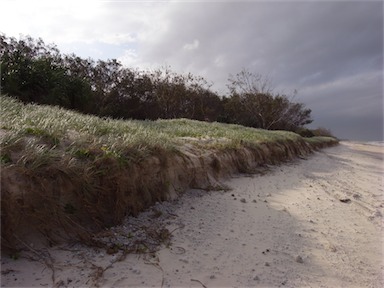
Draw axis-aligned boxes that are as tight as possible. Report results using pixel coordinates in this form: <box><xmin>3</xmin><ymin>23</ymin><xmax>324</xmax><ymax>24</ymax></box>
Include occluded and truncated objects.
<box><xmin>0</xmin><ymin>95</ymin><xmax>313</xmax><ymax>177</ymax></box>
<box><xmin>304</xmin><ymin>136</ymin><xmax>339</xmax><ymax>148</ymax></box>
<box><xmin>0</xmin><ymin>95</ymin><xmax>303</xmax><ymax>159</ymax></box>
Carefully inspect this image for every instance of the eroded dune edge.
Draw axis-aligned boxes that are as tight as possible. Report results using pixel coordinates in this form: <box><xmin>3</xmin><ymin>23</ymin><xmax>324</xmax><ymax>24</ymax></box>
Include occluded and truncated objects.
<box><xmin>1</xmin><ymin>132</ymin><xmax>337</xmax><ymax>251</ymax></box>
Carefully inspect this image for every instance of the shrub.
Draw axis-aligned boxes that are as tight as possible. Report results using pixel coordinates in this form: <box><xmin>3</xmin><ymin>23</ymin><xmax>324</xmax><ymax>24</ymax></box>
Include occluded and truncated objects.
<box><xmin>295</xmin><ymin>128</ymin><xmax>315</xmax><ymax>138</ymax></box>
<box><xmin>312</xmin><ymin>127</ymin><xmax>335</xmax><ymax>138</ymax></box>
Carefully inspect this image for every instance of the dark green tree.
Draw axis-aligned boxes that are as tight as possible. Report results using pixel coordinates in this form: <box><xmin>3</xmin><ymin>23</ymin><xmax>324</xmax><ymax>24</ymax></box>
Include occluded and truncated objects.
<box><xmin>0</xmin><ymin>35</ymin><xmax>92</xmax><ymax>112</ymax></box>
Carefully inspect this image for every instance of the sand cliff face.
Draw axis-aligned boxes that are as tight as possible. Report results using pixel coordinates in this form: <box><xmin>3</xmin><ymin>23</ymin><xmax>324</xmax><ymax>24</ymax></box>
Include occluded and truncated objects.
<box><xmin>1</xmin><ymin>137</ymin><xmax>336</xmax><ymax>250</ymax></box>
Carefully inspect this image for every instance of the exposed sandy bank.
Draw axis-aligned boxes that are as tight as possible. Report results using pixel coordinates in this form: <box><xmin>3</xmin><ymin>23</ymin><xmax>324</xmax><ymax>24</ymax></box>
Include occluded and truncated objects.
<box><xmin>1</xmin><ymin>136</ymin><xmax>327</xmax><ymax>249</ymax></box>
<box><xmin>1</xmin><ymin>141</ymin><xmax>383</xmax><ymax>287</ymax></box>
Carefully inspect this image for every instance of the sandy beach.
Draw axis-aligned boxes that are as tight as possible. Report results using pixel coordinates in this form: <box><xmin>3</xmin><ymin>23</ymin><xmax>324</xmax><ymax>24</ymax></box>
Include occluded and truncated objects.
<box><xmin>1</xmin><ymin>141</ymin><xmax>383</xmax><ymax>287</ymax></box>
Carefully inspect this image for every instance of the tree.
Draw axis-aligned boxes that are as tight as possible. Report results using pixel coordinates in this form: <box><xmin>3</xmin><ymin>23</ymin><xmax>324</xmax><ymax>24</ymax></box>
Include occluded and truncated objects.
<box><xmin>225</xmin><ymin>69</ymin><xmax>312</xmax><ymax>131</ymax></box>
<box><xmin>1</xmin><ymin>34</ymin><xmax>314</xmax><ymax>132</ymax></box>
<box><xmin>150</xmin><ymin>67</ymin><xmax>221</xmax><ymax>120</ymax></box>
<box><xmin>101</xmin><ymin>69</ymin><xmax>159</xmax><ymax>119</ymax></box>
<box><xmin>227</xmin><ymin>69</ymin><xmax>273</xmax><ymax>95</ymax></box>
<box><xmin>150</xmin><ymin>67</ymin><xmax>189</xmax><ymax>119</ymax></box>
<box><xmin>0</xmin><ymin>35</ymin><xmax>92</xmax><ymax>112</ymax></box>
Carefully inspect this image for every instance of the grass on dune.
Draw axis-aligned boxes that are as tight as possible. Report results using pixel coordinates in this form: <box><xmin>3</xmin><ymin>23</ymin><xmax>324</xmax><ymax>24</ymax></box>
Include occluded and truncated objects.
<box><xmin>0</xmin><ymin>95</ymin><xmax>304</xmax><ymax>167</ymax></box>
<box><xmin>303</xmin><ymin>135</ymin><xmax>338</xmax><ymax>145</ymax></box>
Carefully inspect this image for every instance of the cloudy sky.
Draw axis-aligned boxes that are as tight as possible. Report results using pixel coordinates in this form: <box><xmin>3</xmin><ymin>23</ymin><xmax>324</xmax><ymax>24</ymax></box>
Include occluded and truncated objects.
<box><xmin>1</xmin><ymin>0</ymin><xmax>383</xmax><ymax>141</ymax></box>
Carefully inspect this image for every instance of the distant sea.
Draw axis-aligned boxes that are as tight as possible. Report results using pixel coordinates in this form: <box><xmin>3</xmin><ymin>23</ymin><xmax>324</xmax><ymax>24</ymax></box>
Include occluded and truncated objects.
<box><xmin>345</xmin><ymin>140</ymin><xmax>384</xmax><ymax>147</ymax></box>
<box><xmin>367</xmin><ymin>141</ymin><xmax>384</xmax><ymax>147</ymax></box>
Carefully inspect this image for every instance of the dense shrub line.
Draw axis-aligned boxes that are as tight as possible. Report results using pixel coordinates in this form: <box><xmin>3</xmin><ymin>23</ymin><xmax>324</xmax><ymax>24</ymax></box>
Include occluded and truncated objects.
<box><xmin>1</xmin><ymin>34</ymin><xmax>332</xmax><ymax>136</ymax></box>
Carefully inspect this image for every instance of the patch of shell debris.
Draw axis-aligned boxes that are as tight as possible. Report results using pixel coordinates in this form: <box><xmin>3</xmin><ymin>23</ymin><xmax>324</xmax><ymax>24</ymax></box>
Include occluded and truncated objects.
<box><xmin>90</xmin><ymin>192</ymin><xmax>208</xmax><ymax>254</ymax></box>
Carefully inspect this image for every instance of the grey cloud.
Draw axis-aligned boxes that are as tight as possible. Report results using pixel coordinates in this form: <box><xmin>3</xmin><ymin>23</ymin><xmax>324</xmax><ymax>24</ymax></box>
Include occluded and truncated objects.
<box><xmin>137</xmin><ymin>2</ymin><xmax>382</xmax><ymax>85</ymax></box>
<box><xmin>3</xmin><ymin>0</ymin><xmax>381</xmax><ymax>140</ymax></box>
<box><xmin>303</xmin><ymin>71</ymin><xmax>383</xmax><ymax>116</ymax></box>
<box><xmin>310</xmin><ymin>115</ymin><xmax>383</xmax><ymax>142</ymax></box>
<box><xmin>132</xmin><ymin>1</ymin><xmax>382</xmax><ymax>140</ymax></box>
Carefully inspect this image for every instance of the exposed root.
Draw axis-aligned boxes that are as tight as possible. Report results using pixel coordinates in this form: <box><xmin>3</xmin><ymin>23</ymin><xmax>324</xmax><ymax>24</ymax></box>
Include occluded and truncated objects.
<box><xmin>144</xmin><ymin>253</ymin><xmax>165</xmax><ymax>288</ymax></box>
<box><xmin>13</xmin><ymin>235</ymin><xmax>56</xmax><ymax>286</ymax></box>
<box><xmin>191</xmin><ymin>278</ymin><xmax>208</xmax><ymax>288</ymax></box>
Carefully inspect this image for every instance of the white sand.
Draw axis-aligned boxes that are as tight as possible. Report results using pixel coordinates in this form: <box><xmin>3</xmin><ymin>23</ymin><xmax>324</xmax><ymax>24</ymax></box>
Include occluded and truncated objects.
<box><xmin>2</xmin><ymin>141</ymin><xmax>383</xmax><ymax>287</ymax></box>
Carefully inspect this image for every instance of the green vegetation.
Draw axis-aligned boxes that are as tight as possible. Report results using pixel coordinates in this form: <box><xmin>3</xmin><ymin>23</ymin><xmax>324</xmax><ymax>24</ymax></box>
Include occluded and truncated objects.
<box><xmin>1</xmin><ymin>34</ymin><xmax>316</xmax><ymax>133</ymax></box>
<box><xmin>303</xmin><ymin>136</ymin><xmax>338</xmax><ymax>146</ymax></box>
<box><xmin>0</xmin><ymin>95</ymin><xmax>305</xmax><ymax>167</ymax></box>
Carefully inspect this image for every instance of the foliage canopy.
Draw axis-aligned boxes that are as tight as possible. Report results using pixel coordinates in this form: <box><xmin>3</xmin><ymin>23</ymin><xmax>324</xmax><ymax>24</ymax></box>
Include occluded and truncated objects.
<box><xmin>1</xmin><ymin>34</ymin><xmax>314</xmax><ymax>133</ymax></box>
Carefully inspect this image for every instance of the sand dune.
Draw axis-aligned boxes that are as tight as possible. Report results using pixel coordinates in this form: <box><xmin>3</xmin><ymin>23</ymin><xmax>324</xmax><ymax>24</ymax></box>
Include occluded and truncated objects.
<box><xmin>1</xmin><ymin>141</ymin><xmax>383</xmax><ymax>287</ymax></box>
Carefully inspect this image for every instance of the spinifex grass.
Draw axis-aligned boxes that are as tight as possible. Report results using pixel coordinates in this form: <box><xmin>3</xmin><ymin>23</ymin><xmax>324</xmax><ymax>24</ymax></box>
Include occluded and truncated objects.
<box><xmin>0</xmin><ymin>95</ymin><xmax>304</xmax><ymax>165</ymax></box>
<box><xmin>0</xmin><ymin>95</ymin><xmax>338</xmax><ymax>169</ymax></box>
